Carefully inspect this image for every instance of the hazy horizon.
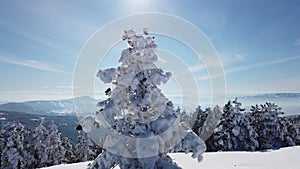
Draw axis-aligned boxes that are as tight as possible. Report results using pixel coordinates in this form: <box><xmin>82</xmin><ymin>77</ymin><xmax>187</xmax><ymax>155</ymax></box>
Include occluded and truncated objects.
<box><xmin>1</xmin><ymin>92</ymin><xmax>299</xmax><ymax>116</ymax></box>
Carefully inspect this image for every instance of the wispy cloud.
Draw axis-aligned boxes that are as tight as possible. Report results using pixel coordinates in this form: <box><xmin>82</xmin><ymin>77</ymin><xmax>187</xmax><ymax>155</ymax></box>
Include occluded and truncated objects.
<box><xmin>0</xmin><ymin>90</ymin><xmax>73</xmax><ymax>102</ymax></box>
<box><xmin>226</xmin><ymin>55</ymin><xmax>300</xmax><ymax>74</ymax></box>
<box><xmin>0</xmin><ymin>17</ymin><xmax>59</xmax><ymax>49</ymax></box>
<box><xmin>234</xmin><ymin>54</ymin><xmax>245</xmax><ymax>61</ymax></box>
<box><xmin>218</xmin><ymin>53</ymin><xmax>246</xmax><ymax>66</ymax></box>
<box><xmin>0</xmin><ymin>55</ymin><xmax>69</xmax><ymax>74</ymax></box>
<box><xmin>196</xmin><ymin>73</ymin><xmax>223</xmax><ymax>81</ymax></box>
<box><xmin>197</xmin><ymin>56</ymin><xmax>300</xmax><ymax>80</ymax></box>
<box><xmin>294</xmin><ymin>38</ymin><xmax>300</xmax><ymax>46</ymax></box>
<box><xmin>189</xmin><ymin>61</ymin><xmax>223</xmax><ymax>73</ymax></box>
<box><xmin>190</xmin><ymin>53</ymin><xmax>246</xmax><ymax>73</ymax></box>
<box><xmin>56</xmin><ymin>85</ymin><xmax>80</xmax><ymax>89</ymax></box>
<box><xmin>189</xmin><ymin>65</ymin><xmax>205</xmax><ymax>73</ymax></box>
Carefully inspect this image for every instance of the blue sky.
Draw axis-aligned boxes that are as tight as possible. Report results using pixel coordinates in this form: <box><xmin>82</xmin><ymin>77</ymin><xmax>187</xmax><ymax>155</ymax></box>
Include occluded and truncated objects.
<box><xmin>0</xmin><ymin>0</ymin><xmax>300</xmax><ymax>101</ymax></box>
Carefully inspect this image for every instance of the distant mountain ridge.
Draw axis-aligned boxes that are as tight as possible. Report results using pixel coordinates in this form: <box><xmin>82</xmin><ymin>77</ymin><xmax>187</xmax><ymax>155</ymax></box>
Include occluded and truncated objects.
<box><xmin>240</xmin><ymin>93</ymin><xmax>300</xmax><ymax>99</ymax></box>
<box><xmin>0</xmin><ymin>96</ymin><xmax>97</xmax><ymax>116</ymax></box>
<box><xmin>0</xmin><ymin>93</ymin><xmax>299</xmax><ymax>116</ymax></box>
<box><xmin>0</xmin><ymin>101</ymin><xmax>8</xmax><ymax>105</ymax></box>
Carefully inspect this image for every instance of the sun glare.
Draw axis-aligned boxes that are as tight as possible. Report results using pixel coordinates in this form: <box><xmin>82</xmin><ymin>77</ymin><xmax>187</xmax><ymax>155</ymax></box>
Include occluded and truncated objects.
<box><xmin>125</xmin><ymin>0</ymin><xmax>151</xmax><ymax>10</ymax></box>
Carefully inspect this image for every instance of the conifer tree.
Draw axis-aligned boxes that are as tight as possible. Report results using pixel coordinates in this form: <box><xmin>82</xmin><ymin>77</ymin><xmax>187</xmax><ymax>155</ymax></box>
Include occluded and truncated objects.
<box><xmin>0</xmin><ymin>122</ymin><xmax>7</xmax><ymax>168</ymax></box>
<box><xmin>192</xmin><ymin>105</ymin><xmax>222</xmax><ymax>145</ymax></box>
<box><xmin>29</xmin><ymin>118</ymin><xmax>49</xmax><ymax>167</ymax></box>
<box><xmin>248</xmin><ymin>102</ymin><xmax>296</xmax><ymax>149</ymax></box>
<box><xmin>206</xmin><ymin>99</ymin><xmax>258</xmax><ymax>151</ymax></box>
<box><xmin>61</xmin><ymin>137</ymin><xmax>76</xmax><ymax>163</ymax></box>
<box><xmin>74</xmin><ymin>132</ymin><xmax>96</xmax><ymax>162</ymax></box>
<box><xmin>1</xmin><ymin>122</ymin><xmax>26</xmax><ymax>169</ymax></box>
<box><xmin>80</xmin><ymin>29</ymin><xmax>206</xmax><ymax>169</ymax></box>
<box><xmin>44</xmin><ymin>121</ymin><xmax>65</xmax><ymax>166</ymax></box>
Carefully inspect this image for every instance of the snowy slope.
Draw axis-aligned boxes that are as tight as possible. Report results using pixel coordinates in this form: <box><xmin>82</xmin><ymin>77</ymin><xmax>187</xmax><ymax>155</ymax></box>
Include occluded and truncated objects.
<box><xmin>43</xmin><ymin>146</ymin><xmax>300</xmax><ymax>169</ymax></box>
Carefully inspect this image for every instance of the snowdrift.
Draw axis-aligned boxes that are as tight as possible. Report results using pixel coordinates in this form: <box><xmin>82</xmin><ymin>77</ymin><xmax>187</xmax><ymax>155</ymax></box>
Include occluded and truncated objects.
<box><xmin>43</xmin><ymin>146</ymin><xmax>300</xmax><ymax>169</ymax></box>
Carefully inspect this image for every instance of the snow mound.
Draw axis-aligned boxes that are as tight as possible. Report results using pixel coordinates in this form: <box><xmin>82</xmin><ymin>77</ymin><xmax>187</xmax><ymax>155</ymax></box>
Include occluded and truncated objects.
<box><xmin>43</xmin><ymin>146</ymin><xmax>300</xmax><ymax>169</ymax></box>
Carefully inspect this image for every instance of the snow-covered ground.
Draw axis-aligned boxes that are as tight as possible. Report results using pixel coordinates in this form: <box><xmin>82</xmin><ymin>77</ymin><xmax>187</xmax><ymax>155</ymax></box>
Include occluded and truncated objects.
<box><xmin>43</xmin><ymin>146</ymin><xmax>300</xmax><ymax>169</ymax></box>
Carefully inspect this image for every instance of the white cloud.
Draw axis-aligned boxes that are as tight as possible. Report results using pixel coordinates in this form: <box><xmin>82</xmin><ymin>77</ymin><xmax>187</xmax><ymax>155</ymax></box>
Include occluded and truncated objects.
<box><xmin>218</xmin><ymin>53</ymin><xmax>246</xmax><ymax>66</ymax></box>
<box><xmin>189</xmin><ymin>59</ymin><xmax>225</xmax><ymax>73</ymax></box>
<box><xmin>0</xmin><ymin>17</ymin><xmax>59</xmax><ymax>49</ymax></box>
<box><xmin>234</xmin><ymin>53</ymin><xmax>245</xmax><ymax>61</ymax></box>
<box><xmin>196</xmin><ymin>72</ymin><xmax>225</xmax><ymax>81</ymax></box>
<box><xmin>294</xmin><ymin>38</ymin><xmax>300</xmax><ymax>46</ymax></box>
<box><xmin>226</xmin><ymin>55</ymin><xmax>300</xmax><ymax>74</ymax></box>
<box><xmin>0</xmin><ymin>90</ymin><xmax>74</xmax><ymax>102</ymax></box>
<box><xmin>0</xmin><ymin>55</ymin><xmax>69</xmax><ymax>74</ymax></box>
<box><xmin>197</xmin><ymin>55</ymin><xmax>300</xmax><ymax>80</ymax></box>
<box><xmin>56</xmin><ymin>85</ymin><xmax>80</xmax><ymax>89</ymax></box>
<box><xmin>189</xmin><ymin>65</ymin><xmax>205</xmax><ymax>73</ymax></box>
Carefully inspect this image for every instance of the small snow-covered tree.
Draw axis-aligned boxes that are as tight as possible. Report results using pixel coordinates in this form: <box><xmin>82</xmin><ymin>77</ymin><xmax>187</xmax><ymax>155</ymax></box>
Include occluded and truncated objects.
<box><xmin>74</xmin><ymin>132</ymin><xmax>97</xmax><ymax>162</ymax></box>
<box><xmin>44</xmin><ymin>121</ymin><xmax>65</xmax><ymax>166</ymax></box>
<box><xmin>0</xmin><ymin>122</ymin><xmax>7</xmax><ymax>168</ymax></box>
<box><xmin>192</xmin><ymin>106</ymin><xmax>222</xmax><ymax>143</ymax></box>
<box><xmin>79</xmin><ymin>29</ymin><xmax>206</xmax><ymax>169</ymax></box>
<box><xmin>1</xmin><ymin>122</ymin><xmax>26</xmax><ymax>169</ymax></box>
<box><xmin>27</xmin><ymin>118</ymin><xmax>49</xmax><ymax>168</ymax></box>
<box><xmin>192</xmin><ymin>106</ymin><xmax>206</xmax><ymax>137</ymax></box>
<box><xmin>176</xmin><ymin>107</ymin><xmax>193</xmax><ymax>130</ymax></box>
<box><xmin>206</xmin><ymin>99</ymin><xmax>258</xmax><ymax>151</ymax></box>
<box><xmin>248</xmin><ymin>102</ymin><xmax>296</xmax><ymax>150</ymax></box>
<box><xmin>287</xmin><ymin>115</ymin><xmax>300</xmax><ymax>145</ymax></box>
<box><xmin>1</xmin><ymin>119</ymin><xmax>71</xmax><ymax>168</ymax></box>
<box><xmin>61</xmin><ymin>137</ymin><xmax>76</xmax><ymax>163</ymax></box>
<box><xmin>280</xmin><ymin>117</ymin><xmax>298</xmax><ymax>147</ymax></box>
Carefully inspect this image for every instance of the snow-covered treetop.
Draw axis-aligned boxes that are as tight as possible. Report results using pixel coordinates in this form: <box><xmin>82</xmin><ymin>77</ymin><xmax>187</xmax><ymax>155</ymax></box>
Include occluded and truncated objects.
<box><xmin>96</xmin><ymin>29</ymin><xmax>172</xmax><ymax>123</ymax></box>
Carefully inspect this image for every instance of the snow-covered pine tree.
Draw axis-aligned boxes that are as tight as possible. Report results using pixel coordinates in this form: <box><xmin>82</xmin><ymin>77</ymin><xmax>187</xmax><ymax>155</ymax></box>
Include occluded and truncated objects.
<box><xmin>192</xmin><ymin>106</ymin><xmax>222</xmax><ymax>143</ymax></box>
<box><xmin>280</xmin><ymin>117</ymin><xmax>298</xmax><ymax>147</ymax></box>
<box><xmin>61</xmin><ymin>137</ymin><xmax>76</xmax><ymax>163</ymax></box>
<box><xmin>44</xmin><ymin>121</ymin><xmax>65</xmax><ymax>166</ymax></box>
<box><xmin>0</xmin><ymin>121</ymin><xmax>6</xmax><ymax>168</ymax></box>
<box><xmin>2</xmin><ymin>119</ymin><xmax>71</xmax><ymax>168</ymax></box>
<box><xmin>248</xmin><ymin>102</ymin><xmax>296</xmax><ymax>150</ymax></box>
<box><xmin>22</xmin><ymin>125</ymin><xmax>36</xmax><ymax>168</ymax></box>
<box><xmin>74</xmin><ymin>131</ymin><xmax>96</xmax><ymax>162</ymax></box>
<box><xmin>177</xmin><ymin>108</ymin><xmax>193</xmax><ymax>130</ymax></box>
<box><xmin>28</xmin><ymin>118</ymin><xmax>49</xmax><ymax>168</ymax></box>
<box><xmin>192</xmin><ymin>106</ymin><xmax>206</xmax><ymax>136</ymax></box>
<box><xmin>206</xmin><ymin>99</ymin><xmax>258</xmax><ymax>151</ymax></box>
<box><xmin>1</xmin><ymin>122</ymin><xmax>27</xmax><ymax>169</ymax></box>
<box><xmin>80</xmin><ymin>29</ymin><xmax>206</xmax><ymax>169</ymax></box>
<box><xmin>286</xmin><ymin>115</ymin><xmax>300</xmax><ymax>145</ymax></box>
